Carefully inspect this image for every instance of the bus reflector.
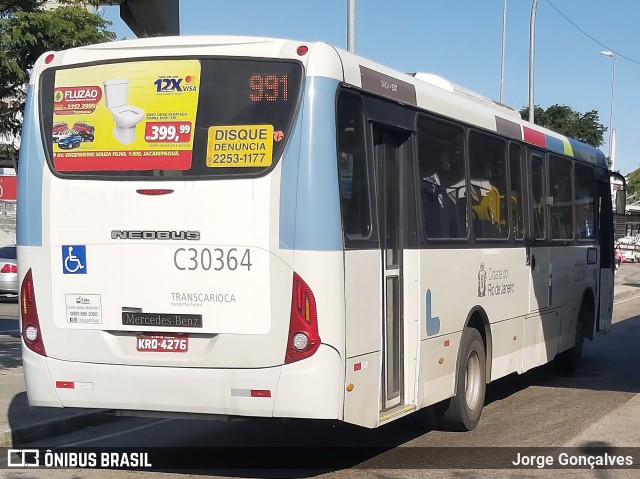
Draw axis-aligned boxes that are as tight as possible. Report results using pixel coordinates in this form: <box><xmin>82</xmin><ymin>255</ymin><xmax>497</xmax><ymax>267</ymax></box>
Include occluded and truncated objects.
<box><xmin>250</xmin><ymin>390</ymin><xmax>271</xmax><ymax>398</ymax></box>
<box><xmin>285</xmin><ymin>272</ymin><xmax>320</xmax><ymax>364</ymax></box>
<box><xmin>56</xmin><ymin>381</ymin><xmax>75</xmax><ymax>389</ymax></box>
<box><xmin>21</xmin><ymin>269</ymin><xmax>47</xmax><ymax>357</ymax></box>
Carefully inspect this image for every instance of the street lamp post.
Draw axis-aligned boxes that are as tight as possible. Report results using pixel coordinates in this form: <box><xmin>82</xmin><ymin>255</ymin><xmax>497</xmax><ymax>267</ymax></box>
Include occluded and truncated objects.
<box><xmin>528</xmin><ymin>0</ymin><xmax>539</xmax><ymax>123</ymax></box>
<box><xmin>601</xmin><ymin>51</ymin><xmax>616</xmax><ymax>169</ymax></box>
<box><xmin>500</xmin><ymin>0</ymin><xmax>507</xmax><ymax>103</ymax></box>
<box><xmin>347</xmin><ymin>0</ymin><xmax>356</xmax><ymax>53</ymax></box>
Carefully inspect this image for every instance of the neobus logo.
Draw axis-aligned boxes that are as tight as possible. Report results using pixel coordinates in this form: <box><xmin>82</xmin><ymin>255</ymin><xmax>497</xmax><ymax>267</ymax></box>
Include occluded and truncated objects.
<box><xmin>111</xmin><ymin>230</ymin><xmax>200</xmax><ymax>240</ymax></box>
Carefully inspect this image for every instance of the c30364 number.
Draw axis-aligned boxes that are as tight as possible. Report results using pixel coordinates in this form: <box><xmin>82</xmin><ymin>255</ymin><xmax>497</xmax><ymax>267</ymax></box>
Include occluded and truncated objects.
<box><xmin>174</xmin><ymin>247</ymin><xmax>252</xmax><ymax>271</ymax></box>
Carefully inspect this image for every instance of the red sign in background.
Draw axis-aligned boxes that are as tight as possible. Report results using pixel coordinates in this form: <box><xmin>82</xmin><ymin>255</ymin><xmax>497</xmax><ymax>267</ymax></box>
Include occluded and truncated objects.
<box><xmin>0</xmin><ymin>176</ymin><xmax>17</xmax><ymax>201</ymax></box>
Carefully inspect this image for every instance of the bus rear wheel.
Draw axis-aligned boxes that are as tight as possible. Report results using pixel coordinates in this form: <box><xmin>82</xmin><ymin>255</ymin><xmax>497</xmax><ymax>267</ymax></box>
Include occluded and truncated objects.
<box><xmin>440</xmin><ymin>327</ymin><xmax>486</xmax><ymax>431</ymax></box>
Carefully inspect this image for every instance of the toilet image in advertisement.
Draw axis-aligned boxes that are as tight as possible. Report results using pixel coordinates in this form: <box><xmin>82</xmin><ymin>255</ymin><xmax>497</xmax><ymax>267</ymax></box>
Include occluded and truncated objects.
<box><xmin>103</xmin><ymin>79</ymin><xmax>145</xmax><ymax>145</ymax></box>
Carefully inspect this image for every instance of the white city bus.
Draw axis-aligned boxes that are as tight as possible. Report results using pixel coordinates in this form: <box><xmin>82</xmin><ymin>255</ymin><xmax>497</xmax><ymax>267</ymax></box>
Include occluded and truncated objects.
<box><xmin>18</xmin><ymin>36</ymin><xmax>624</xmax><ymax>430</ymax></box>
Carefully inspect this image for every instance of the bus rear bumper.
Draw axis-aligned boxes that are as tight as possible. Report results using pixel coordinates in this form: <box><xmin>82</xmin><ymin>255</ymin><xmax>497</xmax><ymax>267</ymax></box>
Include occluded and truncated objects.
<box><xmin>23</xmin><ymin>345</ymin><xmax>342</xmax><ymax>420</ymax></box>
<box><xmin>22</xmin><ymin>343</ymin><xmax>64</xmax><ymax>408</ymax></box>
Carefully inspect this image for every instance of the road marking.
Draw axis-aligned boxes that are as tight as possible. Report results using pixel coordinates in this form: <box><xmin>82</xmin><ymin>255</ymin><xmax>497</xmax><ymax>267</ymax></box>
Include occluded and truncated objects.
<box><xmin>60</xmin><ymin>418</ymin><xmax>174</xmax><ymax>446</ymax></box>
<box><xmin>614</xmin><ymin>294</ymin><xmax>640</xmax><ymax>306</ymax></box>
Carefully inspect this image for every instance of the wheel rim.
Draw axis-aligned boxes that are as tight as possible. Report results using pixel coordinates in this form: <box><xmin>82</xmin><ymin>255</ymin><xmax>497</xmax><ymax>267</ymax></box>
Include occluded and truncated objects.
<box><xmin>464</xmin><ymin>349</ymin><xmax>482</xmax><ymax>410</ymax></box>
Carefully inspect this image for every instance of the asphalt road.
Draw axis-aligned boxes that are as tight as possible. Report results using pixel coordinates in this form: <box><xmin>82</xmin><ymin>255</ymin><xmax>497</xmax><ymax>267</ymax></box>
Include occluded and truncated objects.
<box><xmin>0</xmin><ymin>297</ymin><xmax>18</xmax><ymax>337</ymax></box>
<box><xmin>1</xmin><ymin>266</ymin><xmax>639</xmax><ymax>478</ymax></box>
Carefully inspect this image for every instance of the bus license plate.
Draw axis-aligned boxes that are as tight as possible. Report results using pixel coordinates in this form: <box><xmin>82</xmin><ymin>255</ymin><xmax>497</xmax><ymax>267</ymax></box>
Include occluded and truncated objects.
<box><xmin>136</xmin><ymin>335</ymin><xmax>188</xmax><ymax>352</ymax></box>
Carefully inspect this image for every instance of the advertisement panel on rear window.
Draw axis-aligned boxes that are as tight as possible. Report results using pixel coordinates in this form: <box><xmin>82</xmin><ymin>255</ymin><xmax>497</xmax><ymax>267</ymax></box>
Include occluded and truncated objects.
<box><xmin>52</xmin><ymin>60</ymin><xmax>200</xmax><ymax>172</ymax></box>
<box><xmin>40</xmin><ymin>58</ymin><xmax>303</xmax><ymax>179</ymax></box>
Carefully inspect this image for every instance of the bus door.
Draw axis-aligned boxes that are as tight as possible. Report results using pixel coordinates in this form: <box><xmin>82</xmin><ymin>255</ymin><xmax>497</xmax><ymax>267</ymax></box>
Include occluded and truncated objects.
<box><xmin>596</xmin><ymin>175</ymin><xmax>616</xmax><ymax>332</ymax></box>
<box><xmin>338</xmin><ymin>91</ymin><xmax>416</xmax><ymax>427</ymax></box>
<box><xmin>527</xmin><ymin>150</ymin><xmax>550</xmax><ymax>311</ymax></box>
<box><xmin>373</xmin><ymin>127</ymin><xmax>411</xmax><ymax>411</ymax></box>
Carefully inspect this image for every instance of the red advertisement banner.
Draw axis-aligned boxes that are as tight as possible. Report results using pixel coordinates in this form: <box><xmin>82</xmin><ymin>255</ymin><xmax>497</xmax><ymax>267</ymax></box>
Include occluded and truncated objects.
<box><xmin>53</xmin><ymin>151</ymin><xmax>192</xmax><ymax>171</ymax></box>
<box><xmin>53</xmin><ymin>86</ymin><xmax>103</xmax><ymax>115</ymax></box>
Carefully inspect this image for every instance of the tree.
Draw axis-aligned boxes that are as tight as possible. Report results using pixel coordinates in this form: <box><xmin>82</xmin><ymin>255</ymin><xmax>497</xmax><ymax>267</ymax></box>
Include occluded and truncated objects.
<box><xmin>0</xmin><ymin>0</ymin><xmax>116</xmax><ymax>155</ymax></box>
<box><xmin>519</xmin><ymin>104</ymin><xmax>606</xmax><ymax>148</ymax></box>
<box><xmin>626</xmin><ymin>167</ymin><xmax>640</xmax><ymax>203</ymax></box>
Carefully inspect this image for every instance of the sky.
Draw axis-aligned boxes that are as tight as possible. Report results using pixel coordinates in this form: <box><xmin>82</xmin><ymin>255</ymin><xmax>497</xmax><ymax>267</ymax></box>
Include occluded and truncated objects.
<box><xmin>100</xmin><ymin>0</ymin><xmax>640</xmax><ymax>175</ymax></box>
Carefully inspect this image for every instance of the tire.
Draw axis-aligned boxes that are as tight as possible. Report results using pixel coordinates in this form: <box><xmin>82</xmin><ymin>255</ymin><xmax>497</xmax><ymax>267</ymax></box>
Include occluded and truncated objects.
<box><xmin>440</xmin><ymin>328</ymin><xmax>486</xmax><ymax>431</ymax></box>
<box><xmin>554</xmin><ymin>302</ymin><xmax>588</xmax><ymax>374</ymax></box>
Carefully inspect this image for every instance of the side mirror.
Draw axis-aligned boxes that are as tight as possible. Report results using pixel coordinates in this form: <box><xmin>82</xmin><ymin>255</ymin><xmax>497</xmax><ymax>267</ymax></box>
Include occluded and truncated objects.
<box><xmin>610</xmin><ymin>172</ymin><xmax>626</xmax><ymax>215</ymax></box>
<box><xmin>616</xmin><ymin>190</ymin><xmax>626</xmax><ymax>215</ymax></box>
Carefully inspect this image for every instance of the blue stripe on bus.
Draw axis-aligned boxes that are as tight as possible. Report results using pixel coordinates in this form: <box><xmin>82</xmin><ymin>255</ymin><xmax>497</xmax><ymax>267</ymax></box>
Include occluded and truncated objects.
<box><xmin>545</xmin><ymin>135</ymin><xmax>565</xmax><ymax>155</ymax></box>
<box><xmin>17</xmin><ymin>85</ymin><xmax>44</xmax><ymax>247</ymax></box>
<box><xmin>568</xmin><ymin>138</ymin><xmax>607</xmax><ymax>166</ymax></box>
<box><xmin>279</xmin><ymin>76</ymin><xmax>342</xmax><ymax>251</ymax></box>
<box><xmin>278</xmin><ymin>89</ymin><xmax>303</xmax><ymax>251</ymax></box>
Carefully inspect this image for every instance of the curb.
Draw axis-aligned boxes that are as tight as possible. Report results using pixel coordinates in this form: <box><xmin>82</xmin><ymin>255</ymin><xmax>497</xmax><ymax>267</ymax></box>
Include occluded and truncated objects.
<box><xmin>0</xmin><ymin>410</ymin><xmax>120</xmax><ymax>447</ymax></box>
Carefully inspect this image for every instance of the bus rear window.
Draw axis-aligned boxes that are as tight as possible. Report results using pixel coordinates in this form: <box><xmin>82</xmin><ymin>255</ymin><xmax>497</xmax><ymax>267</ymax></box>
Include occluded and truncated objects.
<box><xmin>40</xmin><ymin>58</ymin><xmax>303</xmax><ymax>179</ymax></box>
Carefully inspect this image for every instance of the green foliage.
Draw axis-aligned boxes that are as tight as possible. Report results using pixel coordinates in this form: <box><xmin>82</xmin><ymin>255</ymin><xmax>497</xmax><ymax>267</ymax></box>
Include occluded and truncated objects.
<box><xmin>0</xmin><ymin>0</ymin><xmax>115</xmax><ymax>152</ymax></box>
<box><xmin>519</xmin><ymin>104</ymin><xmax>606</xmax><ymax>149</ymax></box>
<box><xmin>0</xmin><ymin>0</ymin><xmax>46</xmax><ymax>17</ymax></box>
<box><xmin>626</xmin><ymin>168</ymin><xmax>640</xmax><ymax>202</ymax></box>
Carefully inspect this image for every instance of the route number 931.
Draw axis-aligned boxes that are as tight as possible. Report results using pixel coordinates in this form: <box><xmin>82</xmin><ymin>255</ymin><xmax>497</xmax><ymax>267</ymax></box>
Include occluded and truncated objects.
<box><xmin>174</xmin><ymin>247</ymin><xmax>252</xmax><ymax>271</ymax></box>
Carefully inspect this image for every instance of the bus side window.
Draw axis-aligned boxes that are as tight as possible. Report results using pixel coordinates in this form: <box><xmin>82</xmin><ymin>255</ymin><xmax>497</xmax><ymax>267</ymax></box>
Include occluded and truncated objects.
<box><xmin>509</xmin><ymin>143</ymin><xmax>524</xmax><ymax>240</ymax></box>
<box><xmin>548</xmin><ymin>155</ymin><xmax>574</xmax><ymax>240</ymax></box>
<box><xmin>575</xmin><ymin>163</ymin><xmax>595</xmax><ymax>240</ymax></box>
<box><xmin>468</xmin><ymin>131</ymin><xmax>508</xmax><ymax>239</ymax></box>
<box><xmin>530</xmin><ymin>155</ymin><xmax>546</xmax><ymax>240</ymax></box>
<box><xmin>336</xmin><ymin>91</ymin><xmax>372</xmax><ymax>240</ymax></box>
<box><xmin>417</xmin><ymin>115</ymin><xmax>467</xmax><ymax>239</ymax></box>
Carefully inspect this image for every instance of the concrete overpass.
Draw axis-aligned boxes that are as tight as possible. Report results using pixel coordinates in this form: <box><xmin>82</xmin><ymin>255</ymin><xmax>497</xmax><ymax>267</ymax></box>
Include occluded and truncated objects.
<box><xmin>114</xmin><ymin>0</ymin><xmax>180</xmax><ymax>37</ymax></box>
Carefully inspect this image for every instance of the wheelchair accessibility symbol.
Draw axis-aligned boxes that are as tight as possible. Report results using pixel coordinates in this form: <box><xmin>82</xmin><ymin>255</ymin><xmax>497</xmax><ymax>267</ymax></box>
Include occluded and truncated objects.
<box><xmin>62</xmin><ymin>245</ymin><xmax>87</xmax><ymax>274</ymax></box>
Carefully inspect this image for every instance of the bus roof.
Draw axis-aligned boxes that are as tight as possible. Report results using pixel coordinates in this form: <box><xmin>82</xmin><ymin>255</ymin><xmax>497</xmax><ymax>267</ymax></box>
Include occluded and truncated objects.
<box><xmin>332</xmin><ymin>44</ymin><xmax>608</xmax><ymax>169</ymax></box>
<box><xmin>35</xmin><ymin>35</ymin><xmax>608</xmax><ymax>169</ymax></box>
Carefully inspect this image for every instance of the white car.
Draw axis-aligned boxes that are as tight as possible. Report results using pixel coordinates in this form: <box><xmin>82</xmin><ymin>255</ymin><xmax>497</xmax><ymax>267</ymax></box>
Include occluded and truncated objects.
<box><xmin>0</xmin><ymin>245</ymin><xmax>17</xmax><ymax>296</ymax></box>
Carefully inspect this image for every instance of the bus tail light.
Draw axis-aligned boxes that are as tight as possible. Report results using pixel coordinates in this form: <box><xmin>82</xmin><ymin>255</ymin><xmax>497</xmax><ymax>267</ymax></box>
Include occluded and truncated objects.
<box><xmin>21</xmin><ymin>269</ymin><xmax>46</xmax><ymax>356</ymax></box>
<box><xmin>136</xmin><ymin>189</ymin><xmax>174</xmax><ymax>196</ymax></box>
<box><xmin>285</xmin><ymin>272</ymin><xmax>320</xmax><ymax>364</ymax></box>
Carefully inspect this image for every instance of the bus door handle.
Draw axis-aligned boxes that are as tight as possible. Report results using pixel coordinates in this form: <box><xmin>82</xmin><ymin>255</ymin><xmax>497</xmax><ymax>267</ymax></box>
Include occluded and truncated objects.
<box><xmin>526</xmin><ymin>247</ymin><xmax>535</xmax><ymax>269</ymax></box>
